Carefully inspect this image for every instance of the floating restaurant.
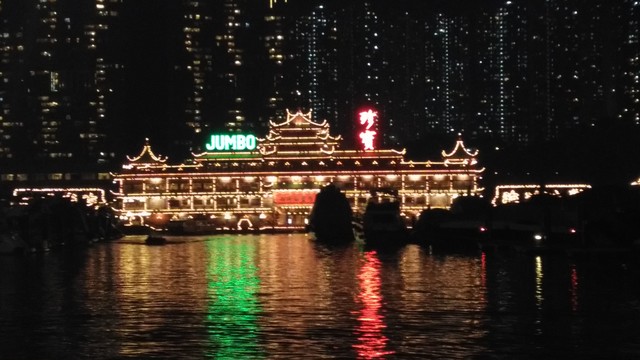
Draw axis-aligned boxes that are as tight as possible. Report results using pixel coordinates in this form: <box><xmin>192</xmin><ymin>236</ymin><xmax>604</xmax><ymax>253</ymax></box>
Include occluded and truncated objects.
<box><xmin>113</xmin><ymin>110</ymin><xmax>484</xmax><ymax>231</ymax></box>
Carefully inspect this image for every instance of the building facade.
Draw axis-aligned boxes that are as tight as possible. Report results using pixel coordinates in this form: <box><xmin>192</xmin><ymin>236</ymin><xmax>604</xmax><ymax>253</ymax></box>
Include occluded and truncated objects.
<box><xmin>113</xmin><ymin>110</ymin><xmax>484</xmax><ymax>231</ymax></box>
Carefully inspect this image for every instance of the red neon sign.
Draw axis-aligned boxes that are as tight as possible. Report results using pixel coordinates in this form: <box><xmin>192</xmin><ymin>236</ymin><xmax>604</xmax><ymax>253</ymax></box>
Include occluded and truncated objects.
<box><xmin>358</xmin><ymin>109</ymin><xmax>377</xmax><ymax>150</ymax></box>
<box><xmin>273</xmin><ymin>191</ymin><xmax>318</xmax><ymax>205</ymax></box>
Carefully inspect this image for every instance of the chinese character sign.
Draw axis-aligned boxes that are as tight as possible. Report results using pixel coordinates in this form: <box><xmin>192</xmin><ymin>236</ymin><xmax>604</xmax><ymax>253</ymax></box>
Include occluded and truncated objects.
<box><xmin>358</xmin><ymin>109</ymin><xmax>377</xmax><ymax>150</ymax></box>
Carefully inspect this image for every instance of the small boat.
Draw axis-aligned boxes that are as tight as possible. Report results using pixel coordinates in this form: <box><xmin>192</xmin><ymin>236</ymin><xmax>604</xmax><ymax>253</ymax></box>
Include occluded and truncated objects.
<box><xmin>353</xmin><ymin>188</ymin><xmax>408</xmax><ymax>248</ymax></box>
<box><xmin>412</xmin><ymin>196</ymin><xmax>491</xmax><ymax>251</ymax></box>
<box><xmin>119</xmin><ymin>224</ymin><xmax>153</xmax><ymax>235</ymax></box>
<box><xmin>308</xmin><ymin>184</ymin><xmax>355</xmax><ymax>244</ymax></box>
<box><xmin>145</xmin><ymin>235</ymin><xmax>167</xmax><ymax>245</ymax></box>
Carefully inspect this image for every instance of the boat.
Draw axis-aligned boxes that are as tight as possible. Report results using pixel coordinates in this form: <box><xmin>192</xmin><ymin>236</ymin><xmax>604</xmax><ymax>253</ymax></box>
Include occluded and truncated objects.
<box><xmin>412</xmin><ymin>196</ymin><xmax>491</xmax><ymax>251</ymax></box>
<box><xmin>308</xmin><ymin>184</ymin><xmax>355</xmax><ymax>244</ymax></box>
<box><xmin>353</xmin><ymin>188</ymin><xmax>409</xmax><ymax>248</ymax></box>
<box><xmin>145</xmin><ymin>235</ymin><xmax>167</xmax><ymax>245</ymax></box>
<box><xmin>489</xmin><ymin>194</ymin><xmax>580</xmax><ymax>247</ymax></box>
<box><xmin>119</xmin><ymin>224</ymin><xmax>153</xmax><ymax>235</ymax></box>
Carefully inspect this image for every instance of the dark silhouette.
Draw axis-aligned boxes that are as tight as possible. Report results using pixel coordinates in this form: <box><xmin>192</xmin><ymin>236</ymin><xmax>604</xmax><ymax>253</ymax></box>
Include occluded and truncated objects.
<box><xmin>308</xmin><ymin>184</ymin><xmax>355</xmax><ymax>244</ymax></box>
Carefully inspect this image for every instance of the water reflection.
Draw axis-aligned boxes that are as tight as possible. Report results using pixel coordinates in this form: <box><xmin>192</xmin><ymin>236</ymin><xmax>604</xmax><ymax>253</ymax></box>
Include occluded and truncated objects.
<box><xmin>570</xmin><ymin>264</ymin><xmax>579</xmax><ymax>312</ymax></box>
<box><xmin>354</xmin><ymin>250</ymin><xmax>393</xmax><ymax>359</ymax></box>
<box><xmin>1</xmin><ymin>234</ymin><xmax>640</xmax><ymax>359</ymax></box>
<box><xmin>205</xmin><ymin>236</ymin><xmax>262</xmax><ymax>359</ymax></box>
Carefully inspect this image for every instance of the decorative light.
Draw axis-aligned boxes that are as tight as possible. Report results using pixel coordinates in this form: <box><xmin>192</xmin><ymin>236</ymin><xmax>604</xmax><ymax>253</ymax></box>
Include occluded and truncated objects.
<box><xmin>114</xmin><ymin>107</ymin><xmax>485</xmax><ymax>228</ymax></box>
<box><xmin>205</xmin><ymin>134</ymin><xmax>257</xmax><ymax>151</ymax></box>
<box><xmin>358</xmin><ymin>109</ymin><xmax>378</xmax><ymax>151</ymax></box>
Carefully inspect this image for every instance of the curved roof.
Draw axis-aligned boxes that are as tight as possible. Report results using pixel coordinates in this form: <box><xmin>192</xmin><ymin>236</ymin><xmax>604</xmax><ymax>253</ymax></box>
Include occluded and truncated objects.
<box><xmin>126</xmin><ymin>138</ymin><xmax>167</xmax><ymax>164</ymax></box>
<box><xmin>441</xmin><ymin>136</ymin><xmax>479</xmax><ymax>158</ymax></box>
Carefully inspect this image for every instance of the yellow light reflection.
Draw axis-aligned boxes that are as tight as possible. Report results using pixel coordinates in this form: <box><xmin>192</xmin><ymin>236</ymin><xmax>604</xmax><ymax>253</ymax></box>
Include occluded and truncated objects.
<box><xmin>535</xmin><ymin>256</ymin><xmax>544</xmax><ymax>309</ymax></box>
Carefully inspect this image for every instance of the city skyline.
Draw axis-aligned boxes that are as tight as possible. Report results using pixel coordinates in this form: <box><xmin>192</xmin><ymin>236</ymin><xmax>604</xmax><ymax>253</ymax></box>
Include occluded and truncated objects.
<box><xmin>0</xmin><ymin>0</ymin><xmax>638</xmax><ymax>176</ymax></box>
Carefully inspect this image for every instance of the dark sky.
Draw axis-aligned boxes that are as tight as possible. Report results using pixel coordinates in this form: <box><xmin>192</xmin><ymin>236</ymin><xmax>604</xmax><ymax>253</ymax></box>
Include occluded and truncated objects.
<box><xmin>119</xmin><ymin>1</ymin><xmax>182</xmax><ymax>156</ymax></box>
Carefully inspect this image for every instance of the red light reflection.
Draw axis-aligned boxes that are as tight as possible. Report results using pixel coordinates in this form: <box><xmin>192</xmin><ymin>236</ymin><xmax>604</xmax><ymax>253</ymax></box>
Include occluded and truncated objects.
<box><xmin>481</xmin><ymin>251</ymin><xmax>487</xmax><ymax>288</ymax></box>
<box><xmin>353</xmin><ymin>251</ymin><xmax>394</xmax><ymax>359</ymax></box>
<box><xmin>570</xmin><ymin>264</ymin><xmax>579</xmax><ymax>312</ymax></box>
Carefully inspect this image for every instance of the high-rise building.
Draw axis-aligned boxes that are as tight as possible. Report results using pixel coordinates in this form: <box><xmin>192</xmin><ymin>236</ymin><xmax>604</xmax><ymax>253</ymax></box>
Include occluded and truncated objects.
<box><xmin>262</xmin><ymin>0</ymin><xmax>293</xmax><ymax>125</ymax></box>
<box><xmin>0</xmin><ymin>0</ymin><xmax>123</xmax><ymax>174</ymax></box>
<box><xmin>423</xmin><ymin>12</ymin><xmax>472</xmax><ymax>138</ymax></box>
<box><xmin>291</xmin><ymin>3</ymin><xmax>341</xmax><ymax>135</ymax></box>
<box><xmin>209</xmin><ymin>0</ymin><xmax>261</xmax><ymax>135</ymax></box>
<box><xmin>622</xmin><ymin>0</ymin><xmax>640</xmax><ymax>124</ymax></box>
<box><xmin>180</xmin><ymin>0</ymin><xmax>213</xmax><ymax>137</ymax></box>
<box><xmin>2</xmin><ymin>0</ymin><xmax>639</xmax><ymax>178</ymax></box>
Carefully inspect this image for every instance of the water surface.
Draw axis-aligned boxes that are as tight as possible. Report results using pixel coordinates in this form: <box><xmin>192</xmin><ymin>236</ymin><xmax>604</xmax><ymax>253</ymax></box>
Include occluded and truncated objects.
<box><xmin>1</xmin><ymin>234</ymin><xmax>639</xmax><ymax>359</ymax></box>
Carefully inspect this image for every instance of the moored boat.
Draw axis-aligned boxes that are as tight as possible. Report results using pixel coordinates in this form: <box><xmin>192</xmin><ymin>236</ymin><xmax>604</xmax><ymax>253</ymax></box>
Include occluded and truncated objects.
<box><xmin>353</xmin><ymin>188</ymin><xmax>409</xmax><ymax>248</ymax></box>
<box><xmin>412</xmin><ymin>196</ymin><xmax>491</xmax><ymax>251</ymax></box>
<box><xmin>145</xmin><ymin>235</ymin><xmax>167</xmax><ymax>245</ymax></box>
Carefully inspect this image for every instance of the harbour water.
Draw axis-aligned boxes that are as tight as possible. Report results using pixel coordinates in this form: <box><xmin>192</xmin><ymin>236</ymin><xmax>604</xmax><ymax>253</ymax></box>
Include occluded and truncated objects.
<box><xmin>1</xmin><ymin>234</ymin><xmax>640</xmax><ymax>359</ymax></box>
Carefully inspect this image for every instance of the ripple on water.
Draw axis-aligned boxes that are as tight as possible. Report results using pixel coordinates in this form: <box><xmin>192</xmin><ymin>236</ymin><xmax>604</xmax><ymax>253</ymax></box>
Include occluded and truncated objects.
<box><xmin>1</xmin><ymin>234</ymin><xmax>640</xmax><ymax>358</ymax></box>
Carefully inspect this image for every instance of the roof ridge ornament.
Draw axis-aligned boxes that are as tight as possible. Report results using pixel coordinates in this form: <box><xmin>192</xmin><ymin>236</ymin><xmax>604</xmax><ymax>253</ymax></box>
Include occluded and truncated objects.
<box><xmin>442</xmin><ymin>134</ymin><xmax>479</xmax><ymax>158</ymax></box>
<box><xmin>126</xmin><ymin>138</ymin><xmax>168</xmax><ymax>163</ymax></box>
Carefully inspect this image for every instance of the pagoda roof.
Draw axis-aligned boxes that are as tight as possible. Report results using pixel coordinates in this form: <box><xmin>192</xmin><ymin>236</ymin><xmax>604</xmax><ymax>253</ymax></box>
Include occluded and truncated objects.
<box><xmin>442</xmin><ymin>136</ymin><xmax>479</xmax><ymax>159</ymax></box>
<box><xmin>269</xmin><ymin>109</ymin><xmax>328</xmax><ymax>128</ymax></box>
<box><xmin>126</xmin><ymin>138</ymin><xmax>167</xmax><ymax>164</ymax></box>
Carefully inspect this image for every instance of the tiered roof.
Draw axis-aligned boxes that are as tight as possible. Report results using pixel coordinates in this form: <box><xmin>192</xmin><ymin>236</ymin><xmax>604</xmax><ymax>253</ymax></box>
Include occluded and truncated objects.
<box><xmin>120</xmin><ymin>112</ymin><xmax>482</xmax><ymax>175</ymax></box>
<box><xmin>258</xmin><ymin>109</ymin><xmax>342</xmax><ymax>158</ymax></box>
<box><xmin>441</xmin><ymin>135</ymin><xmax>479</xmax><ymax>167</ymax></box>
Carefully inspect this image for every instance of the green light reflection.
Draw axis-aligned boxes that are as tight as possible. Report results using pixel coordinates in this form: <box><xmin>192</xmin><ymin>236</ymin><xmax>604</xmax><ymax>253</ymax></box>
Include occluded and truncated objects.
<box><xmin>205</xmin><ymin>237</ymin><xmax>263</xmax><ymax>359</ymax></box>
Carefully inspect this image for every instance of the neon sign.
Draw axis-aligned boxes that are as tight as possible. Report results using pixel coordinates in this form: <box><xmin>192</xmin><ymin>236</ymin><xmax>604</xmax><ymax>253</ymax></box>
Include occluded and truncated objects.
<box><xmin>205</xmin><ymin>134</ymin><xmax>257</xmax><ymax>151</ymax></box>
<box><xmin>358</xmin><ymin>109</ymin><xmax>377</xmax><ymax>150</ymax></box>
<box><xmin>273</xmin><ymin>190</ymin><xmax>318</xmax><ymax>205</ymax></box>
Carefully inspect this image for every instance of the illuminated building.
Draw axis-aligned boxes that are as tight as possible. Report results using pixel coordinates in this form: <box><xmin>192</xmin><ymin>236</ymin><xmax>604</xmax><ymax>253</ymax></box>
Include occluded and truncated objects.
<box><xmin>210</xmin><ymin>0</ymin><xmax>259</xmax><ymax>133</ymax></box>
<box><xmin>291</xmin><ymin>2</ymin><xmax>342</xmax><ymax>136</ymax></box>
<box><xmin>263</xmin><ymin>0</ymin><xmax>293</xmax><ymax>125</ymax></box>
<box><xmin>113</xmin><ymin>109</ymin><xmax>484</xmax><ymax>231</ymax></box>
<box><xmin>0</xmin><ymin>0</ymin><xmax>123</xmax><ymax>185</ymax></box>
<box><xmin>182</xmin><ymin>0</ymin><xmax>213</xmax><ymax>136</ymax></box>
<box><xmin>623</xmin><ymin>0</ymin><xmax>640</xmax><ymax>125</ymax></box>
<box><xmin>423</xmin><ymin>12</ymin><xmax>472</xmax><ymax>138</ymax></box>
<box><xmin>492</xmin><ymin>184</ymin><xmax>592</xmax><ymax>206</ymax></box>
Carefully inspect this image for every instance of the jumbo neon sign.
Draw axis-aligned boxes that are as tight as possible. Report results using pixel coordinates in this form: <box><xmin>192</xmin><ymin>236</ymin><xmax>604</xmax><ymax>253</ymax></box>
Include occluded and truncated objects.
<box><xmin>205</xmin><ymin>134</ymin><xmax>257</xmax><ymax>151</ymax></box>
